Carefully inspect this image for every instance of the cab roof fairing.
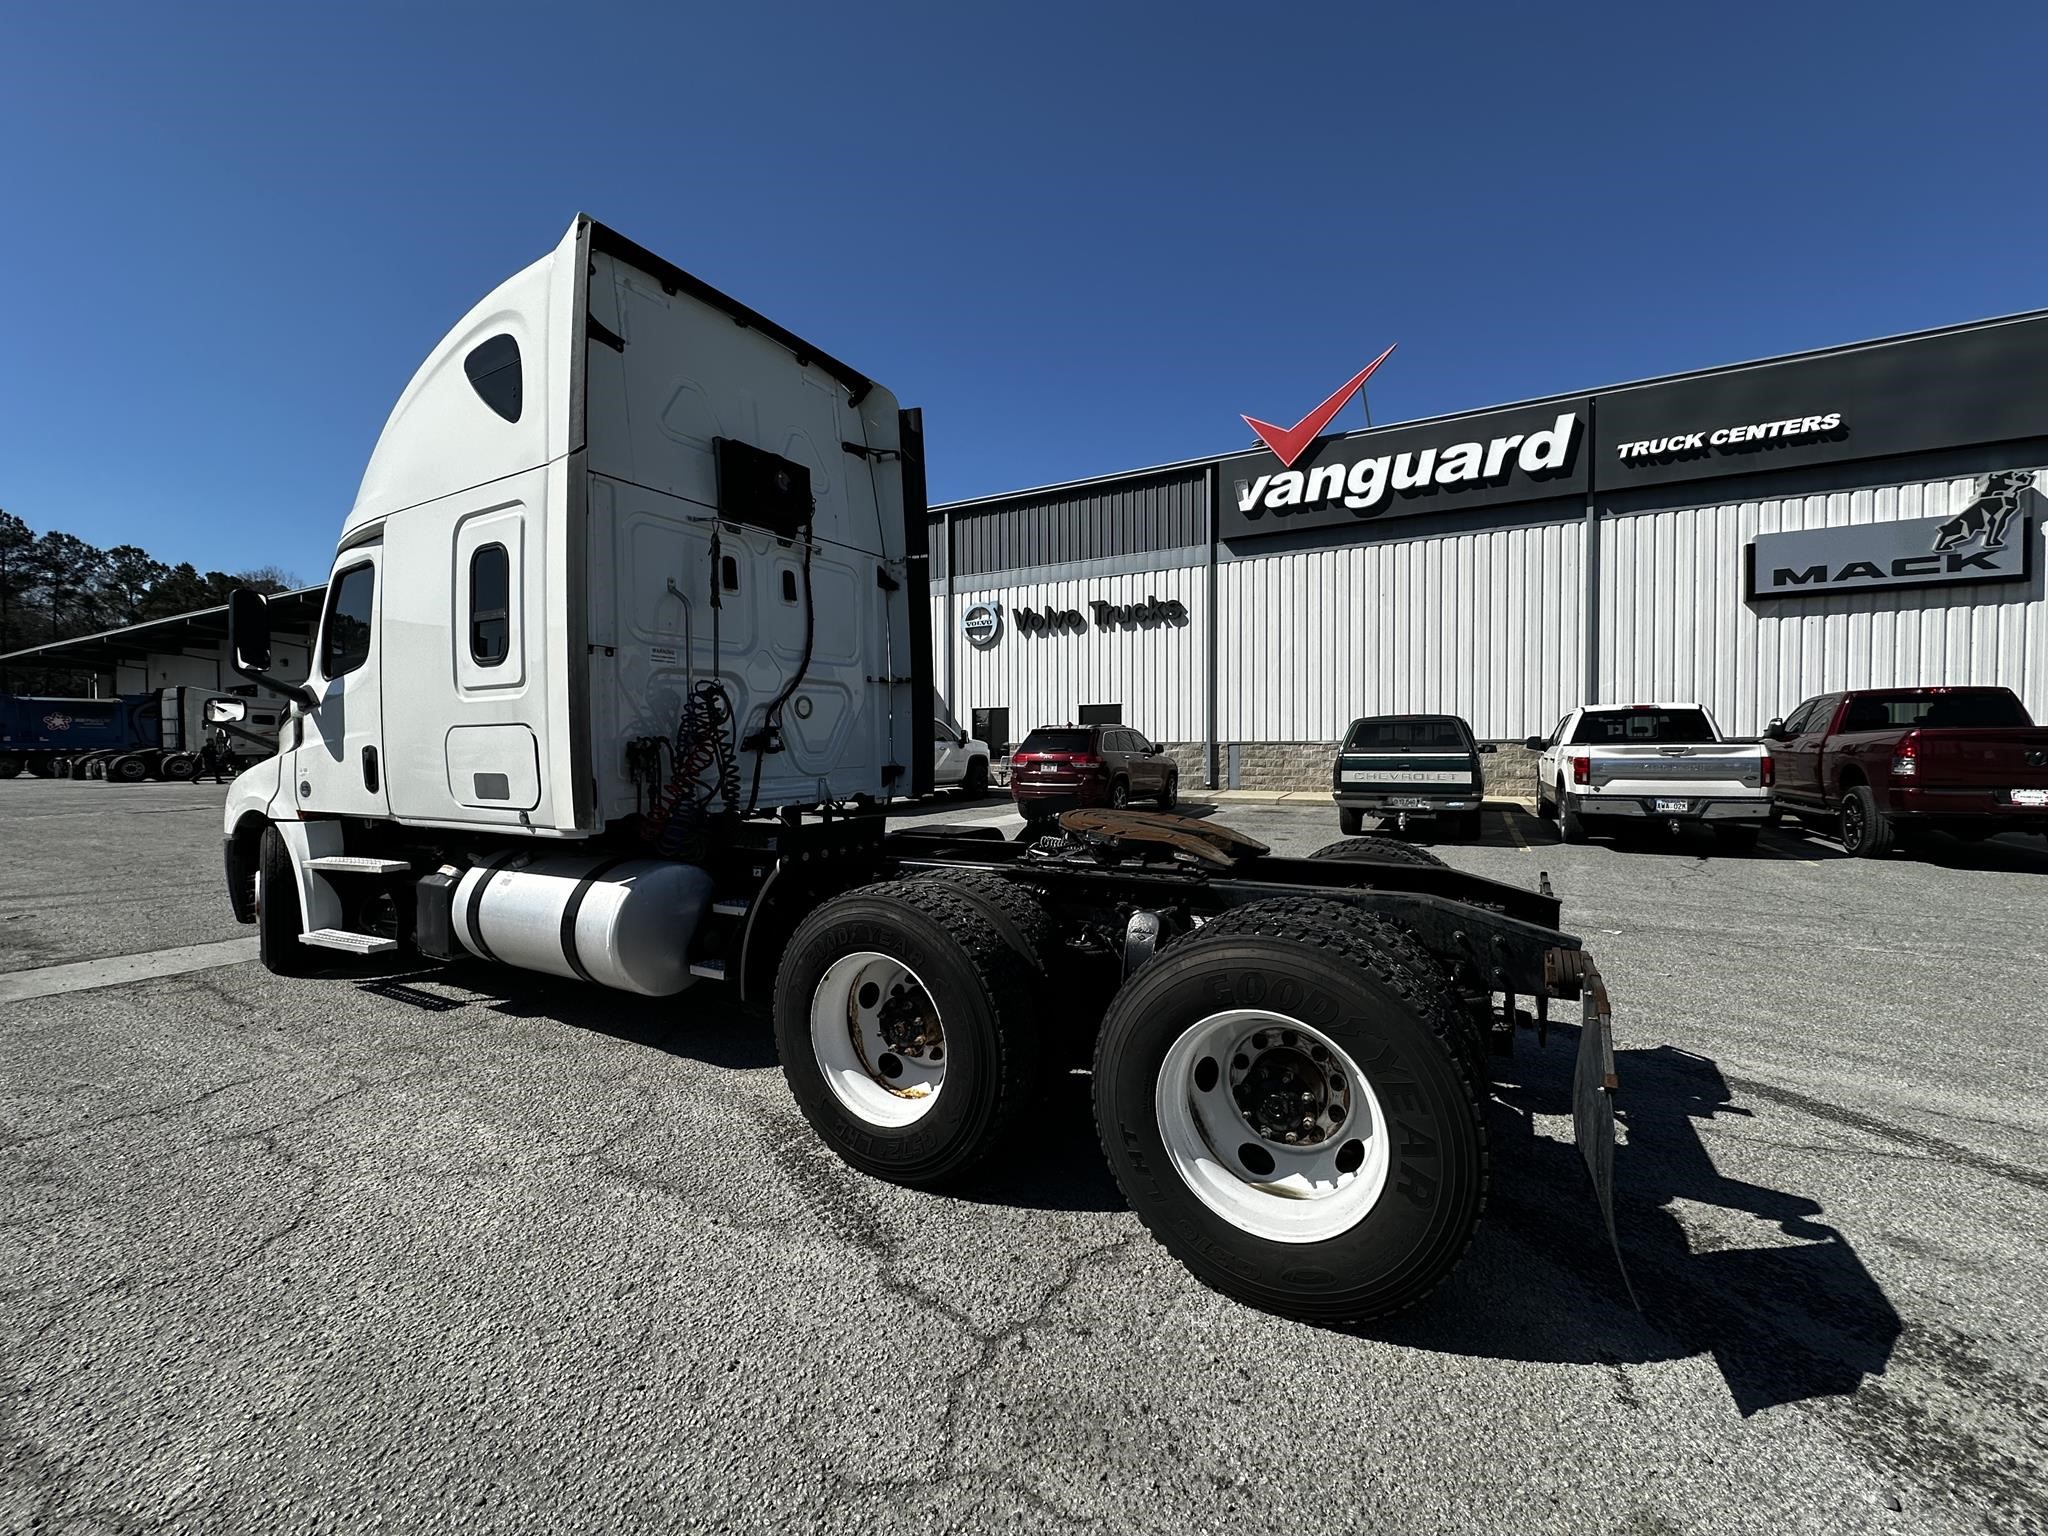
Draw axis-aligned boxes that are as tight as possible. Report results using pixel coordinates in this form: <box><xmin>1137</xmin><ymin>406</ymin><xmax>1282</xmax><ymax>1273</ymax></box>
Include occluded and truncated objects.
<box><xmin>341</xmin><ymin>219</ymin><xmax>585</xmax><ymax>540</ymax></box>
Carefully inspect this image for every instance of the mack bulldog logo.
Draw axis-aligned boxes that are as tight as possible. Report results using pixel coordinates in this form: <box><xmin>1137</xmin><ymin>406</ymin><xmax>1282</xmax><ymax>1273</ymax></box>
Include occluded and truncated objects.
<box><xmin>1748</xmin><ymin>473</ymin><xmax>2037</xmax><ymax>599</ymax></box>
<box><xmin>1933</xmin><ymin>469</ymin><xmax>2027</xmax><ymax>553</ymax></box>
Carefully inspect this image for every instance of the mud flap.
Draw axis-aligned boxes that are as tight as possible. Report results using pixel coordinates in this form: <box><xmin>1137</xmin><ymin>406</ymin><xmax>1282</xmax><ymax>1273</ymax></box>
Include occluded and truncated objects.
<box><xmin>1572</xmin><ymin>959</ymin><xmax>1639</xmax><ymax>1308</ymax></box>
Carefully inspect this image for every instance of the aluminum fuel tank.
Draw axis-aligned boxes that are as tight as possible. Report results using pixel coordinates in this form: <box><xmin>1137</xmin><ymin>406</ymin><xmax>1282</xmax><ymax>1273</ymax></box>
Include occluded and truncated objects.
<box><xmin>452</xmin><ymin>855</ymin><xmax>715</xmax><ymax>996</ymax></box>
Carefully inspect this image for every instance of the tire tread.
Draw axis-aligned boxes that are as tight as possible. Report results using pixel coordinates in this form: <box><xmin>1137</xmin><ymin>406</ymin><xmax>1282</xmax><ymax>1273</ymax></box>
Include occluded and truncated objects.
<box><xmin>1101</xmin><ymin>895</ymin><xmax>1489</xmax><ymax>1324</ymax></box>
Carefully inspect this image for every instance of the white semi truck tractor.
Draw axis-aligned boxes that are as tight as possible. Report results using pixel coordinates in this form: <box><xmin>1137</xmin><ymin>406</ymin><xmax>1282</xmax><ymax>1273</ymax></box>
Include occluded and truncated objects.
<box><xmin>220</xmin><ymin>216</ymin><xmax>1623</xmax><ymax>1323</ymax></box>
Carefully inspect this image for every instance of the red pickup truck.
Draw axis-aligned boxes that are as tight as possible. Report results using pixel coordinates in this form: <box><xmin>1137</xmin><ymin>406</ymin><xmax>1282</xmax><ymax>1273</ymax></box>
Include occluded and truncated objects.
<box><xmin>1766</xmin><ymin>686</ymin><xmax>2048</xmax><ymax>856</ymax></box>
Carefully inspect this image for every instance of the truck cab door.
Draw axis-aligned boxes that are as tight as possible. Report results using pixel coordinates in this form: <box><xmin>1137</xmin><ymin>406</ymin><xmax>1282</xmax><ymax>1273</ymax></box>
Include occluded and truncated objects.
<box><xmin>294</xmin><ymin>545</ymin><xmax>389</xmax><ymax>817</ymax></box>
<box><xmin>1775</xmin><ymin>696</ymin><xmax>1831</xmax><ymax>805</ymax></box>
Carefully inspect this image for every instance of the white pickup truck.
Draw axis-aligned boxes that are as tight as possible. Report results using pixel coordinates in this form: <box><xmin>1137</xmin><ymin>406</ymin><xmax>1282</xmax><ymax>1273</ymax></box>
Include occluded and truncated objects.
<box><xmin>1526</xmin><ymin>703</ymin><xmax>1773</xmax><ymax>850</ymax></box>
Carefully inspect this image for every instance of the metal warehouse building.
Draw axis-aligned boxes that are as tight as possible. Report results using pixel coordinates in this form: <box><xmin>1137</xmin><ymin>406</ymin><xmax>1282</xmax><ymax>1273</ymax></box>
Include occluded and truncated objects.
<box><xmin>929</xmin><ymin>312</ymin><xmax>2048</xmax><ymax>789</ymax></box>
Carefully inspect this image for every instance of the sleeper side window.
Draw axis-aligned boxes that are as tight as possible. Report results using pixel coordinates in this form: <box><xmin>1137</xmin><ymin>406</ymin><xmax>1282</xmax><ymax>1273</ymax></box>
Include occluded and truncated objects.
<box><xmin>322</xmin><ymin>564</ymin><xmax>375</xmax><ymax>679</ymax></box>
<box><xmin>470</xmin><ymin>543</ymin><xmax>510</xmax><ymax>666</ymax></box>
<box><xmin>464</xmin><ymin>334</ymin><xmax>522</xmax><ymax>423</ymax></box>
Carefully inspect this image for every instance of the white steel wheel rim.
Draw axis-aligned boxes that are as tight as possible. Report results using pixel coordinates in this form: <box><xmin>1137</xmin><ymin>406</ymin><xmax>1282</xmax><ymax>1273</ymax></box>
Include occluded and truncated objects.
<box><xmin>1155</xmin><ymin>1009</ymin><xmax>1392</xmax><ymax>1244</ymax></box>
<box><xmin>810</xmin><ymin>951</ymin><xmax>948</xmax><ymax>1128</ymax></box>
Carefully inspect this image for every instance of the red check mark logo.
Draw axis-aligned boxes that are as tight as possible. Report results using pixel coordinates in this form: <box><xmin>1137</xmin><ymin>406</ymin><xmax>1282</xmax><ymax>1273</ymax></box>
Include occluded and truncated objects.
<box><xmin>1241</xmin><ymin>343</ymin><xmax>1398</xmax><ymax>468</ymax></box>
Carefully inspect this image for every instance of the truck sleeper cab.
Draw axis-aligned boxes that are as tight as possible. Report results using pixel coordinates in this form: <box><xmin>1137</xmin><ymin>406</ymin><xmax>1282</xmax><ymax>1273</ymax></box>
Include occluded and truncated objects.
<box><xmin>221</xmin><ymin>217</ymin><xmax>1620</xmax><ymax>1329</ymax></box>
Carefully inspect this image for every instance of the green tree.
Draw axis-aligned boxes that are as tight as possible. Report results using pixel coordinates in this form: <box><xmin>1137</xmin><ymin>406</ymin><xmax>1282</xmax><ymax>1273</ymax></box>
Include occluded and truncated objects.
<box><xmin>97</xmin><ymin>545</ymin><xmax>170</xmax><ymax>628</ymax></box>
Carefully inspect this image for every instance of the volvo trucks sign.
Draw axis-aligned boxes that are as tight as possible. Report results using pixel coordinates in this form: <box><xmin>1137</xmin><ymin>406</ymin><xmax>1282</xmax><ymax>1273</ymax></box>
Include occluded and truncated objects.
<box><xmin>962</xmin><ymin>601</ymin><xmax>1003</xmax><ymax>647</ymax></box>
<box><xmin>1746</xmin><ymin>474</ymin><xmax>2035</xmax><ymax>598</ymax></box>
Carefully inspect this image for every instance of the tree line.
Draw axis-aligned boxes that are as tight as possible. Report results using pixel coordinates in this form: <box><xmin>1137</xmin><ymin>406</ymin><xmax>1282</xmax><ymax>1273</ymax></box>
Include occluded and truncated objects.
<box><xmin>0</xmin><ymin>509</ymin><xmax>297</xmax><ymax>695</ymax></box>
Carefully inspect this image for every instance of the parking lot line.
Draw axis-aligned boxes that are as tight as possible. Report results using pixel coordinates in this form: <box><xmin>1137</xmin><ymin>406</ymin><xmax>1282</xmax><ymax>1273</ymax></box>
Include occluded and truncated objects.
<box><xmin>1502</xmin><ymin>813</ymin><xmax>1532</xmax><ymax>854</ymax></box>
<box><xmin>0</xmin><ymin>938</ymin><xmax>259</xmax><ymax>1006</ymax></box>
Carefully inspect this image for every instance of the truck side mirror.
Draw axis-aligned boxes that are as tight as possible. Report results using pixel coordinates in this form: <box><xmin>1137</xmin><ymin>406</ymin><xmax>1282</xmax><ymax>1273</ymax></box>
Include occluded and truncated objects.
<box><xmin>1765</xmin><ymin>718</ymin><xmax>1788</xmax><ymax>740</ymax></box>
<box><xmin>229</xmin><ymin>588</ymin><xmax>272</xmax><ymax>671</ymax></box>
<box><xmin>229</xmin><ymin>587</ymin><xmax>317</xmax><ymax>709</ymax></box>
<box><xmin>204</xmin><ymin>698</ymin><xmax>248</xmax><ymax>724</ymax></box>
<box><xmin>1522</xmin><ymin>736</ymin><xmax>1546</xmax><ymax>752</ymax></box>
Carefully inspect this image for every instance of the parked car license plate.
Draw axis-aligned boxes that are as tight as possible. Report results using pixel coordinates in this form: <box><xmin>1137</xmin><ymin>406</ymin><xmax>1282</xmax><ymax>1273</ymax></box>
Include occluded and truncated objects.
<box><xmin>1387</xmin><ymin>796</ymin><xmax>1434</xmax><ymax>809</ymax></box>
<box><xmin>1653</xmin><ymin>798</ymin><xmax>1690</xmax><ymax>813</ymax></box>
<box><xmin>2013</xmin><ymin>788</ymin><xmax>2048</xmax><ymax>807</ymax></box>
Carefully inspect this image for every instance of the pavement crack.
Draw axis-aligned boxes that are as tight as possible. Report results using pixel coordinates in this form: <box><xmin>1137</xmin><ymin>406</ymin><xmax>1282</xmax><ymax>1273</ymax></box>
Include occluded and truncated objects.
<box><xmin>0</xmin><ymin>1068</ymin><xmax>287</xmax><ymax>1150</ymax></box>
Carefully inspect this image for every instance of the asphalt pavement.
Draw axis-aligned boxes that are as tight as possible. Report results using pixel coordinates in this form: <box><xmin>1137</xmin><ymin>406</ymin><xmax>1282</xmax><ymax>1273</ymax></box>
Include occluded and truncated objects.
<box><xmin>3</xmin><ymin>778</ymin><xmax>2045</xmax><ymax>1534</ymax></box>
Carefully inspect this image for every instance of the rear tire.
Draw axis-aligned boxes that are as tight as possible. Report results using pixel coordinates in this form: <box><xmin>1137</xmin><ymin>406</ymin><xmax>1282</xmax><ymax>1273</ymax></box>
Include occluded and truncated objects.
<box><xmin>1558</xmin><ymin>785</ymin><xmax>1587</xmax><ymax>844</ymax></box>
<box><xmin>910</xmin><ymin>867</ymin><xmax>1096</xmax><ymax>1071</ymax></box>
<box><xmin>1338</xmin><ymin>807</ymin><xmax>1365</xmax><ymax>836</ymax></box>
<box><xmin>1109</xmin><ymin>778</ymin><xmax>1130</xmax><ymax>809</ymax></box>
<box><xmin>958</xmin><ymin>757</ymin><xmax>988</xmax><ymax>799</ymax></box>
<box><xmin>1093</xmin><ymin>897</ymin><xmax>1487</xmax><ymax>1325</ymax></box>
<box><xmin>256</xmin><ymin>825</ymin><xmax>320</xmax><ymax>977</ymax></box>
<box><xmin>1158</xmin><ymin>774</ymin><xmax>1178</xmax><ymax>811</ymax></box>
<box><xmin>1838</xmin><ymin>785</ymin><xmax>1893</xmax><ymax>858</ymax></box>
<box><xmin>109</xmin><ymin>755</ymin><xmax>148</xmax><ymax>784</ymax></box>
<box><xmin>774</xmin><ymin>881</ymin><xmax>1040</xmax><ymax>1189</ymax></box>
<box><xmin>159</xmin><ymin>752</ymin><xmax>198</xmax><ymax>782</ymax></box>
<box><xmin>0</xmin><ymin>753</ymin><xmax>21</xmax><ymax>779</ymax></box>
<box><xmin>1310</xmin><ymin>836</ymin><xmax>1449</xmax><ymax>869</ymax></box>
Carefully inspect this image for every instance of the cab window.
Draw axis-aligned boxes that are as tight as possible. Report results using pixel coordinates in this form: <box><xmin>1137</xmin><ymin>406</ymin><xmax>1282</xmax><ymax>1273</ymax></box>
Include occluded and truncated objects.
<box><xmin>470</xmin><ymin>544</ymin><xmax>510</xmax><ymax>665</ymax></box>
<box><xmin>322</xmin><ymin>563</ymin><xmax>375</xmax><ymax>678</ymax></box>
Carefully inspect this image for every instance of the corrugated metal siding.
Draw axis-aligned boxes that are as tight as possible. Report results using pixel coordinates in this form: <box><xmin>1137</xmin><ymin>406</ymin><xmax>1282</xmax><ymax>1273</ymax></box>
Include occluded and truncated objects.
<box><xmin>949</xmin><ymin>471</ymin><xmax>1207</xmax><ymax>578</ymax></box>
<box><xmin>946</xmin><ymin>564</ymin><xmax>1207</xmax><ymax>743</ymax></box>
<box><xmin>1215</xmin><ymin>521</ymin><xmax>1584</xmax><ymax>742</ymax></box>
<box><xmin>1597</xmin><ymin>468</ymin><xmax>2047</xmax><ymax>735</ymax></box>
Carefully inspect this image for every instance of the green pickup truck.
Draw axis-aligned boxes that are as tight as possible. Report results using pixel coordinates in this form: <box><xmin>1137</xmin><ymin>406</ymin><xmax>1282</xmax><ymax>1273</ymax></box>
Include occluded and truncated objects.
<box><xmin>1331</xmin><ymin>713</ymin><xmax>1493</xmax><ymax>838</ymax></box>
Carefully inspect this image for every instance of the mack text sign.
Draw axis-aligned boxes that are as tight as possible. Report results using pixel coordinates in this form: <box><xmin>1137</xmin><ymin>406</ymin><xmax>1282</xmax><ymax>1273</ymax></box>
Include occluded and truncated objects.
<box><xmin>1746</xmin><ymin>475</ymin><xmax>2035</xmax><ymax>599</ymax></box>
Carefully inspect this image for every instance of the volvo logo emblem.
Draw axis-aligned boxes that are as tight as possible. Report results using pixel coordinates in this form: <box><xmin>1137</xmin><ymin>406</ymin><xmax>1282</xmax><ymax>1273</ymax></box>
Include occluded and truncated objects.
<box><xmin>962</xmin><ymin>601</ymin><xmax>1003</xmax><ymax>648</ymax></box>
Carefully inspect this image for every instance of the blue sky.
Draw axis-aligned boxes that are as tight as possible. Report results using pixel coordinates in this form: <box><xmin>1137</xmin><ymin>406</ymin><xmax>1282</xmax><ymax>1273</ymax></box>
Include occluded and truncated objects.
<box><xmin>4</xmin><ymin>2</ymin><xmax>2045</xmax><ymax>585</ymax></box>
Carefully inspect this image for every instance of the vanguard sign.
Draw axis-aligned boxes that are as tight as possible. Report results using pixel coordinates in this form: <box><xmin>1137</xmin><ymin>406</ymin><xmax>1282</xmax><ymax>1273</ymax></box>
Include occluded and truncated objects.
<box><xmin>1746</xmin><ymin>473</ymin><xmax>2036</xmax><ymax>599</ymax></box>
<box><xmin>1220</xmin><ymin>399</ymin><xmax>1592</xmax><ymax>540</ymax></box>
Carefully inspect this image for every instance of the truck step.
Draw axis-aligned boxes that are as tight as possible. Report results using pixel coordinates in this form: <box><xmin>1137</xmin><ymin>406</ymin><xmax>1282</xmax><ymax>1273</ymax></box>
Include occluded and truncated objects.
<box><xmin>688</xmin><ymin>959</ymin><xmax>726</xmax><ymax>980</ymax></box>
<box><xmin>305</xmin><ymin>856</ymin><xmax>412</xmax><ymax>875</ymax></box>
<box><xmin>299</xmin><ymin>928</ymin><xmax>399</xmax><ymax>955</ymax></box>
<box><xmin>710</xmin><ymin>898</ymin><xmax>751</xmax><ymax>917</ymax></box>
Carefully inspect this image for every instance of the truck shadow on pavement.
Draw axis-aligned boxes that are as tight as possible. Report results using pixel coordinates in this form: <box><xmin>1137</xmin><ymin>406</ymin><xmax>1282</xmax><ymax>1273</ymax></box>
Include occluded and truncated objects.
<box><xmin>352</xmin><ymin>966</ymin><xmax>1905</xmax><ymax>1407</ymax></box>
<box><xmin>1378</xmin><ymin>1030</ymin><xmax>1903</xmax><ymax>1416</ymax></box>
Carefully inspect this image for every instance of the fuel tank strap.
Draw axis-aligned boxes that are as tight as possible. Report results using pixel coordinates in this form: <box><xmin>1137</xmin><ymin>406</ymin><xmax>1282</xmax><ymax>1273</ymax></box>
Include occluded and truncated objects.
<box><xmin>558</xmin><ymin>858</ymin><xmax>635</xmax><ymax>984</ymax></box>
<box><xmin>462</xmin><ymin>854</ymin><xmax>516</xmax><ymax>963</ymax></box>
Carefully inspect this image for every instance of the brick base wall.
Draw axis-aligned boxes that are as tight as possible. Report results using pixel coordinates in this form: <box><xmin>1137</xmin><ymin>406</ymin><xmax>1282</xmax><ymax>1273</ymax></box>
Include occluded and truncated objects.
<box><xmin>1200</xmin><ymin>740</ymin><xmax>1542</xmax><ymax>796</ymax></box>
<box><xmin>998</xmin><ymin>739</ymin><xmax>1543</xmax><ymax>797</ymax></box>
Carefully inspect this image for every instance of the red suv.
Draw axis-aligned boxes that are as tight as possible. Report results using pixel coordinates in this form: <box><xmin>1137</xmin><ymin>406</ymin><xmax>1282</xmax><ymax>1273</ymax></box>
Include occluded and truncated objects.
<box><xmin>1010</xmin><ymin>724</ymin><xmax>1179</xmax><ymax>819</ymax></box>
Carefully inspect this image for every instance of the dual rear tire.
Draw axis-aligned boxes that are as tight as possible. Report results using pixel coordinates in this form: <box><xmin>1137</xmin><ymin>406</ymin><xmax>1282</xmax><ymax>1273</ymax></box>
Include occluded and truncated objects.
<box><xmin>775</xmin><ymin>878</ymin><xmax>1486</xmax><ymax>1324</ymax></box>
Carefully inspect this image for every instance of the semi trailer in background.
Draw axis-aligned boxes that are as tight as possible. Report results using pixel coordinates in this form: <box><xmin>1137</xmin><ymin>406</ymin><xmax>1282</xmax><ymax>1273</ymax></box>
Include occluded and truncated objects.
<box><xmin>0</xmin><ymin>687</ymin><xmax>280</xmax><ymax>781</ymax></box>
<box><xmin>218</xmin><ymin>215</ymin><xmax>1624</xmax><ymax>1324</ymax></box>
